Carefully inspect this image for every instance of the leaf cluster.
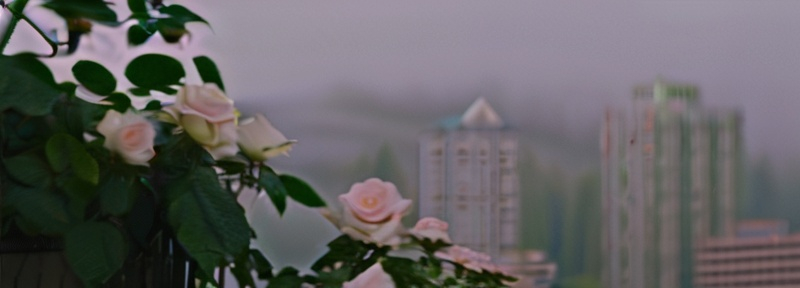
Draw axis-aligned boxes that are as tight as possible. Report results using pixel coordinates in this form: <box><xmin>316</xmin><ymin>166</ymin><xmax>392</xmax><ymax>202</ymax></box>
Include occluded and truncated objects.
<box><xmin>2</xmin><ymin>0</ymin><xmax>209</xmax><ymax>56</ymax></box>
<box><xmin>276</xmin><ymin>234</ymin><xmax>516</xmax><ymax>288</ymax></box>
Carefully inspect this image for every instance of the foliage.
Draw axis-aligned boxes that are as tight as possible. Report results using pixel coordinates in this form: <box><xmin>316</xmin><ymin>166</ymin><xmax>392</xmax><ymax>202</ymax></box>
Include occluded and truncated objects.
<box><xmin>0</xmin><ymin>1</ymin><xmax>325</xmax><ymax>287</ymax></box>
<box><xmin>300</xmin><ymin>235</ymin><xmax>516</xmax><ymax>287</ymax></box>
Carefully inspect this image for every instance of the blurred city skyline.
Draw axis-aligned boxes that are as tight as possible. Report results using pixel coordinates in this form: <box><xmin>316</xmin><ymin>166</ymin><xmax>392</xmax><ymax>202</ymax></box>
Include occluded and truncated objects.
<box><xmin>190</xmin><ymin>0</ymin><xmax>800</xmax><ymax>215</ymax></box>
<box><xmin>197</xmin><ymin>0</ymin><xmax>800</xmax><ymax>168</ymax></box>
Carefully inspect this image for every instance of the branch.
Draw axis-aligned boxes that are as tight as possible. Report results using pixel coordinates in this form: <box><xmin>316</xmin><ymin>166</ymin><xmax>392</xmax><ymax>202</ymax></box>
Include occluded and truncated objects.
<box><xmin>3</xmin><ymin>2</ymin><xmax>64</xmax><ymax>57</ymax></box>
<box><xmin>0</xmin><ymin>0</ymin><xmax>29</xmax><ymax>54</ymax></box>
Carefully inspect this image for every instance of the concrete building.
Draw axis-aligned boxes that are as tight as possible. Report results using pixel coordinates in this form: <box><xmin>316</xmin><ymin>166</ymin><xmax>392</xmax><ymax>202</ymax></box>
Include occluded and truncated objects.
<box><xmin>601</xmin><ymin>79</ymin><xmax>744</xmax><ymax>288</ymax></box>
<box><xmin>694</xmin><ymin>219</ymin><xmax>800</xmax><ymax>287</ymax></box>
<box><xmin>418</xmin><ymin>97</ymin><xmax>519</xmax><ymax>259</ymax></box>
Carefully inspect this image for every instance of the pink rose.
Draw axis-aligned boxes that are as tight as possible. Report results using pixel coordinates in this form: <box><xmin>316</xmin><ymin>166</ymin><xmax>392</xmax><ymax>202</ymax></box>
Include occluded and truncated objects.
<box><xmin>337</xmin><ymin>178</ymin><xmax>412</xmax><ymax>246</ymax></box>
<box><xmin>435</xmin><ymin>245</ymin><xmax>497</xmax><ymax>273</ymax></box>
<box><xmin>340</xmin><ymin>178</ymin><xmax>411</xmax><ymax>223</ymax></box>
<box><xmin>342</xmin><ymin>263</ymin><xmax>395</xmax><ymax>288</ymax></box>
<box><xmin>97</xmin><ymin>110</ymin><xmax>156</xmax><ymax>166</ymax></box>
<box><xmin>167</xmin><ymin>84</ymin><xmax>238</xmax><ymax>159</ymax></box>
<box><xmin>410</xmin><ymin>217</ymin><xmax>451</xmax><ymax>243</ymax></box>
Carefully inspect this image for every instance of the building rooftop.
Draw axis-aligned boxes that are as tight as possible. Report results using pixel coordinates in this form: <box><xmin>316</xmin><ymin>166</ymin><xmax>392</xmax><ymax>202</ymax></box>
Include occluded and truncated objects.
<box><xmin>633</xmin><ymin>78</ymin><xmax>699</xmax><ymax>104</ymax></box>
<box><xmin>460</xmin><ymin>97</ymin><xmax>505</xmax><ymax>129</ymax></box>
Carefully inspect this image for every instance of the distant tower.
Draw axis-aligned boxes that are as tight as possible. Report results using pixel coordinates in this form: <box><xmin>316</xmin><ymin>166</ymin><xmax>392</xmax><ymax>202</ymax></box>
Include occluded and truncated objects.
<box><xmin>601</xmin><ymin>79</ymin><xmax>744</xmax><ymax>288</ymax></box>
<box><xmin>418</xmin><ymin>98</ymin><xmax>519</xmax><ymax>259</ymax></box>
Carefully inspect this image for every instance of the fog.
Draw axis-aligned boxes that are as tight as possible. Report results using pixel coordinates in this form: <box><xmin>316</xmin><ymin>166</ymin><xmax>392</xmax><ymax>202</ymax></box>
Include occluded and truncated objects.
<box><xmin>6</xmin><ymin>0</ymin><xmax>800</xmax><ymax>282</ymax></box>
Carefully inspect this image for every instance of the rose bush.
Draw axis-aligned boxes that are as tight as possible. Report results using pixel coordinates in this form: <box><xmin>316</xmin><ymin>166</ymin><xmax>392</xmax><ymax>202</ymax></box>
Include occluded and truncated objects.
<box><xmin>0</xmin><ymin>1</ymin><xmax>329</xmax><ymax>286</ymax></box>
<box><xmin>0</xmin><ymin>0</ymin><xmax>516</xmax><ymax>285</ymax></box>
<box><xmin>166</xmin><ymin>84</ymin><xmax>238</xmax><ymax>159</ymax></box>
<box><xmin>237</xmin><ymin>113</ymin><xmax>295</xmax><ymax>162</ymax></box>
<box><xmin>97</xmin><ymin>110</ymin><xmax>156</xmax><ymax>166</ymax></box>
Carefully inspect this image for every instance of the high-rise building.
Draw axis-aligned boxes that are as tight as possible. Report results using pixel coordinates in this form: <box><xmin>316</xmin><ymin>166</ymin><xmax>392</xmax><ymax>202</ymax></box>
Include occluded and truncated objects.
<box><xmin>418</xmin><ymin>97</ymin><xmax>519</xmax><ymax>260</ymax></box>
<box><xmin>601</xmin><ymin>79</ymin><xmax>744</xmax><ymax>288</ymax></box>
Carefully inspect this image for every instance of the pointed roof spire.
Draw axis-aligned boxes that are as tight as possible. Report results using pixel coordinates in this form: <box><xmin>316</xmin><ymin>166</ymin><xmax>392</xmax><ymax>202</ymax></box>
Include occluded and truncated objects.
<box><xmin>460</xmin><ymin>97</ymin><xmax>505</xmax><ymax>129</ymax></box>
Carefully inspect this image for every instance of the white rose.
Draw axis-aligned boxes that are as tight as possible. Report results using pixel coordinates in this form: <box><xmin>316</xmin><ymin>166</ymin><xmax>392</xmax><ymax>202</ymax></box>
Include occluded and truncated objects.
<box><xmin>342</xmin><ymin>263</ymin><xmax>395</xmax><ymax>288</ymax></box>
<box><xmin>97</xmin><ymin>110</ymin><xmax>156</xmax><ymax>166</ymax></box>
<box><xmin>167</xmin><ymin>84</ymin><xmax>238</xmax><ymax>159</ymax></box>
<box><xmin>337</xmin><ymin>178</ymin><xmax>412</xmax><ymax>246</ymax></box>
<box><xmin>410</xmin><ymin>217</ymin><xmax>451</xmax><ymax>244</ymax></box>
<box><xmin>237</xmin><ymin>114</ymin><xmax>296</xmax><ymax>162</ymax></box>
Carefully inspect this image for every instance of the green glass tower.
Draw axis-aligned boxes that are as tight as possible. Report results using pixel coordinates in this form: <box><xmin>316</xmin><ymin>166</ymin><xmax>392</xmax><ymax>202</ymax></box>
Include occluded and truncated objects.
<box><xmin>601</xmin><ymin>79</ymin><xmax>744</xmax><ymax>288</ymax></box>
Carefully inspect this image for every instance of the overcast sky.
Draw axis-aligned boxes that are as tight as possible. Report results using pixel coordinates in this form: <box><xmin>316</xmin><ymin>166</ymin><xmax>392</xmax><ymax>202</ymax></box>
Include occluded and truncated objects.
<box><xmin>188</xmin><ymin>0</ymin><xmax>800</xmax><ymax>166</ymax></box>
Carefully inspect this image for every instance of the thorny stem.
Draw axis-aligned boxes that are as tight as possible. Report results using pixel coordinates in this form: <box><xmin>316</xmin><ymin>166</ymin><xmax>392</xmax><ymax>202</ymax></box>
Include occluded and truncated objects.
<box><xmin>1</xmin><ymin>0</ymin><xmax>66</xmax><ymax>57</ymax></box>
<box><xmin>0</xmin><ymin>0</ymin><xmax>28</xmax><ymax>54</ymax></box>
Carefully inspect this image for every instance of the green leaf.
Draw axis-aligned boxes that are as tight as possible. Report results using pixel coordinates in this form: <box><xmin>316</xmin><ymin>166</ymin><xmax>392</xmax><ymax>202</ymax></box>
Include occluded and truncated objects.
<box><xmin>280</xmin><ymin>174</ymin><xmax>326</xmax><ymax>207</ymax></box>
<box><xmin>231</xmin><ymin>251</ymin><xmax>256</xmax><ymax>288</ymax></box>
<box><xmin>267</xmin><ymin>267</ymin><xmax>304</xmax><ymax>288</ymax></box>
<box><xmin>382</xmin><ymin>257</ymin><xmax>436</xmax><ymax>288</ymax></box>
<box><xmin>127</xmin><ymin>24</ymin><xmax>153</xmax><ymax>46</ymax></box>
<box><xmin>165</xmin><ymin>166</ymin><xmax>250</xmax><ymax>278</ymax></box>
<box><xmin>4</xmin><ymin>182</ymin><xmax>75</xmax><ymax>235</ymax></box>
<box><xmin>159</xmin><ymin>5</ymin><xmax>208</xmax><ymax>24</ymax></box>
<box><xmin>0</xmin><ymin>54</ymin><xmax>61</xmax><ymax>116</ymax></box>
<box><xmin>411</xmin><ymin>236</ymin><xmax>452</xmax><ymax>255</ymax></box>
<box><xmin>51</xmin><ymin>94</ymin><xmax>108</xmax><ymax>141</ymax></box>
<box><xmin>250</xmin><ymin>249</ymin><xmax>274</xmax><ymax>279</ymax></box>
<box><xmin>46</xmin><ymin>134</ymin><xmax>74</xmax><ymax>172</ymax></box>
<box><xmin>143</xmin><ymin>100</ymin><xmax>162</xmax><ymax>111</ymax></box>
<box><xmin>124</xmin><ymin>192</ymin><xmax>155</xmax><ymax>247</ymax></box>
<box><xmin>42</xmin><ymin>0</ymin><xmax>118</xmax><ymax>24</ymax></box>
<box><xmin>152</xmin><ymin>5</ymin><xmax>207</xmax><ymax>43</ymax></box>
<box><xmin>104</xmin><ymin>92</ymin><xmax>132</xmax><ymax>112</ymax></box>
<box><xmin>4</xmin><ymin>153</ymin><xmax>52</xmax><ymax>188</ymax></box>
<box><xmin>98</xmin><ymin>166</ymin><xmax>137</xmax><ymax>216</ymax></box>
<box><xmin>316</xmin><ymin>266</ymin><xmax>352</xmax><ymax>287</ymax></box>
<box><xmin>311</xmin><ymin>235</ymin><xmax>389</xmax><ymax>276</ymax></box>
<box><xmin>125</xmin><ymin>54</ymin><xmax>185</xmax><ymax>91</ymax></box>
<box><xmin>129</xmin><ymin>87</ymin><xmax>151</xmax><ymax>96</ymax></box>
<box><xmin>151</xmin><ymin>133</ymin><xmax>209</xmax><ymax>177</ymax></box>
<box><xmin>127</xmin><ymin>0</ymin><xmax>148</xmax><ymax>19</ymax></box>
<box><xmin>2</xmin><ymin>111</ymin><xmax>51</xmax><ymax>154</ymax></box>
<box><xmin>46</xmin><ymin>133</ymin><xmax>99</xmax><ymax>185</ymax></box>
<box><xmin>258</xmin><ymin>166</ymin><xmax>287</xmax><ymax>215</ymax></box>
<box><xmin>57</xmin><ymin>175</ymin><xmax>96</xmax><ymax>219</ymax></box>
<box><xmin>216</xmin><ymin>159</ymin><xmax>246</xmax><ymax>175</ymax></box>
<box><xmin>65</xmin><ymin>221</ymin><xmax>127</xmax><ymax>287</ymax></box>
<box><xmin>193</xmin><ymin>56</ymin><xmax>225</xmax><ymax>91</ymax></box>
<box><xmin>151</xmin><ymin>86</ymin><xmax>178</xmax><ymax>95</ymax></box>
<box><xmin>72</xmin><ymin>60</ymin><xmax>116</xmax><ymax>95</ymax></box>
<box><xmin>59</xmin><ymin>82</ymin><xmax>79</xmax><ymax>94</ymax></box>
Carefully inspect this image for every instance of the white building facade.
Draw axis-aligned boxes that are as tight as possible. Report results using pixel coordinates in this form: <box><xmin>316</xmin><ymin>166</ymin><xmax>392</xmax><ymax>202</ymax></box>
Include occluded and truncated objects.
<box><xmin>418</xmin><ymin>98</ymin><xmax>519</xmax><ymax>259</ymax></box>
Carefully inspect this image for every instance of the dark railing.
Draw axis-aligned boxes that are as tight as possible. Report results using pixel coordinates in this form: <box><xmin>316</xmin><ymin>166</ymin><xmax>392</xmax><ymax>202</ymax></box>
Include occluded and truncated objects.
<box><xmin>0</xmin><ymin>231</ymin><xmax>203</xmax><ymax>288</ymax></box>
